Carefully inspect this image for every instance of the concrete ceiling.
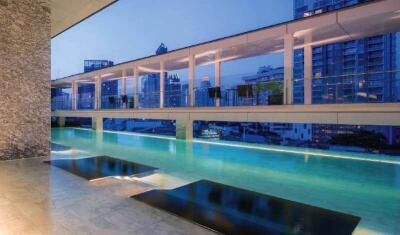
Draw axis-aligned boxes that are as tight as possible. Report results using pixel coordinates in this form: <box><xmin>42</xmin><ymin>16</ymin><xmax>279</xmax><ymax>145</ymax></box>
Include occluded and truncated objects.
<box><xmin>50</xmin><ymin>0</ymin><xmax>116</xmax><ymax>38</ymax></box>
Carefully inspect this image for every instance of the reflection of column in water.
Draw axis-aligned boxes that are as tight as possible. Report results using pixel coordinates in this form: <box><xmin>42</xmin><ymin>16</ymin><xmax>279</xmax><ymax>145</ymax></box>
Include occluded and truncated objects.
<box><xmin>168</xmin><ymin>141</ymin><xmax>176</xmax><ymax>155</ymax></box>
<box><xmin>95</xmin><ymin>131</ymin><xmax>104</xmax><ymax>150</ymax></box>
<box><xmin>304</xmin><ymin>154</ymin><xmax>309</xmax><ymax>163</ymax></box>
<box><xmin>175</xmin><ymin>140</ymin><xmax>193</xmax><ymax>158</ymax></box>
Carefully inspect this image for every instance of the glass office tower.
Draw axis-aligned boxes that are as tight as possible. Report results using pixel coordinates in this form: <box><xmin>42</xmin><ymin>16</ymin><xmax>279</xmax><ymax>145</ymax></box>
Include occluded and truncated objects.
<box><xmin>293</xmin><ymin>0</ymin><xmax>397</xmax><ymax>104</ymax></box>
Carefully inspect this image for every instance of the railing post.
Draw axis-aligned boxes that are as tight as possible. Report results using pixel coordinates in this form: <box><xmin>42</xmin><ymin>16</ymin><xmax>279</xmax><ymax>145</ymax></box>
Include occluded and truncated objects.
<box><xmin>304</xmin><ymin>34</ymin><xmax>313</xmax><ymax>105</ymax></box>
<box><xmin>284</xmin><ymin>33</ymin><xmax>294</xmax><ymax>105</ymax></box>
<box><xmin>133</xmin><ymin>67</ymin><xmax>139</xmax><ymax>109</ymax></box>
<box><xmin>188</xmin><ymin>54</ymin><xmax>195</xmax><ymax>107</ymax></box>
<box><xmin>215</xmin><ymin>52</ymin><xmax>221</xmax><ymax>107</ymax></box>
<box><xmin>160</xmin><ymin>61</ymin><xmax>165</xmax><ymax>108</ymax></box>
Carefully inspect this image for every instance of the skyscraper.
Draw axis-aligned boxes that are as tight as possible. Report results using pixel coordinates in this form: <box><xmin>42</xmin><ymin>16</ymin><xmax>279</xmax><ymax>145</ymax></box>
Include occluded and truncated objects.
<box><xmin>293</xmin><ymin>0</ymin><xmax>399</xmax><ymax>147</ymax></box>
<box><xmin>195</xmin><ymin>76</ymin><xmax>214</xmax><ymax>107</ymax></box>
<box><xmin>242</xmin><ymin>66</ymin><xmax>284</xmax><ymax>105</ymax></box>
<box><xmin>141</xmin><ymin>43</ymin><xmax>183</xmax><ymax>108</ymax></box>
<box><xmin>141</xmin><ymin>73</ymin><xmax>161</xmax><ymax>108</ymax></box>
<box><xmin>164</xmin><ymin>74</ymin><xmax>182</xmax><ymax>107</ymax></box>
<box><xmin>84</xmin><ymin>60</ymin><xmax>114</xmax><ymax>72</ymax></box>
<box><xmin>293</xmin><ymin>0</ymin><xmax>397</xmax><ymax>104</ymax></box>
<box><xmin>82</xmin><ymin>60</ymin><xmax>116</xmax><ymax>108</ymax></box>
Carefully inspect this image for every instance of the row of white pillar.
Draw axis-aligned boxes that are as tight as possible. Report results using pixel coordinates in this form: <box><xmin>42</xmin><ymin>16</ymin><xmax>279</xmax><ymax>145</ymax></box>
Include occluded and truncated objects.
<box><xmin>70</xmin><ymin>33</ymin><xmax>313</xmax><ymax>110</ymax></box>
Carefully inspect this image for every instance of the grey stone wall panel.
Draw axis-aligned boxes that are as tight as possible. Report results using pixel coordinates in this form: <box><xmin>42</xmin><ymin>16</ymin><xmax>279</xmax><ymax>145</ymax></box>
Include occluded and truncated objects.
<box><xmin>0</xmin><ymin>0</ymin><xmax>50</xmax><ymax>160</ymax></box>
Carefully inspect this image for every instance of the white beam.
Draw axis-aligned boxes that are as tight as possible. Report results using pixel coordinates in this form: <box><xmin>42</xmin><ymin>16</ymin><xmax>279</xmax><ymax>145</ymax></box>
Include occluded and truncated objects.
<box><xmin>52</xmin><ymin>103</ymin><xmax>400</xmax><ymax>126</ymax></box>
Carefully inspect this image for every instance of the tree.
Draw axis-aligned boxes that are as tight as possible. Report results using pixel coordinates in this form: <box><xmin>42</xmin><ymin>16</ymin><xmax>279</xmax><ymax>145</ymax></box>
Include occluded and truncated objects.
<box><xmin>254</xmin><ymin>80</ymin><xmax>283</xmax><ymax>105</ymax></box>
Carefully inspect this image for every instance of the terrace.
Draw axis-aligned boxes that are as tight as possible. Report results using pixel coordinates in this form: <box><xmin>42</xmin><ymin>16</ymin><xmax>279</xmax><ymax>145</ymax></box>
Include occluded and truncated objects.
<box><xmin>1</xmin><ymin>0</ymin><xmax>400</xmax><ymax>235</ymax></box>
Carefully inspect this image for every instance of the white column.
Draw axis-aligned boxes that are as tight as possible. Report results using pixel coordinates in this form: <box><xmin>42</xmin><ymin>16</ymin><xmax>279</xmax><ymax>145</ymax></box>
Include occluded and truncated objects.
<box><xmin>133</xmin><ymin>67</ymin><xmax>139</xmax><ymax>109</ymax></box>
<box><xmin>94</xmin><ymin>75</ymin><xmax>101</xmax><ymax>110</ymax></box>
<box><xmin>176</xmin><ymin>118</ymin><xmax>193</xmax><ymax>140</ymax></box>
<box><xmin>57</xmin><ymin>116</ymin><xmax>65</xmax><ymax>127</ymax></box>
<box><xmin>92</xmin><ymin>116</ymin><xmax>103</xmax><ymax>131</ymax></box>
<box><xmin>284</xmin><ymin>33</ymin><xmax>294</xmax><ymax>105</ymax></box>
<box><xmin>188</xmin><ymin>54</ymin><xmax>195</xmax><ymax>107</ymax></box>
<box><xmin>215</xmin><ymin>53</ymin><xmax>221</xmax><ymax>107</ymax></box>
<box><xmin>71</xmin><ymin>81</ymin><xmax>78</xmax><ymax>110</ymax></box>
<box><xmin>160</xmin><ymin>61</ymin><xmax>165</xmax><ymax>108</ymax></box>
<box><xmin>121</xmin><ymin>70</ymin><xmax>127</xmax><ymax>109</ymax></box>
<box><xmin>121</xmin><ymin>70</ymin><xmax>127</xmax><ymax>96</ymax></box>
<box><xmin>304</xmin><ymin>34</ymin><xmax>313</xmax><ymax>105</ymax></box>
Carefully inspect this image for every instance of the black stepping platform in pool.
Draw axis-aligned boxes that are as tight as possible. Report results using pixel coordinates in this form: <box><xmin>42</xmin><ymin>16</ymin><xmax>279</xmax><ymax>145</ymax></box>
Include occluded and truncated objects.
<box><xmin>132</xmin><ymin>180</ymin><xmax>360</xmax><ymax>235</ymax></box>
<box><xmin>45</xmin><ymin>156</ymin><xmax>157</xmax><ymax>180</ymax></box>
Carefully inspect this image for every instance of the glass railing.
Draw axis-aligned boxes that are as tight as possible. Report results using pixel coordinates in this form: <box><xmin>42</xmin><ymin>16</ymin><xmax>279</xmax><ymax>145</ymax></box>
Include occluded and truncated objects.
<box><xmin>138</xmin><ymin>90</ymin><xmax>190</xmax><ymax>108</ymax></box>
<box><xmin>101</xmin><ymin>95</ymin><xmax>134</xmax><ymax>109</ymax></box>
<box><xmin>311</xmin><ymin>70</ymin><xmax>400</xmax><ymax>104</ymax></box>
<box><xmin>193</xmin><ymin>80</ymin><xmax>284</xmax><ymax>107</ymax></box>
<box><xmin>164</xmin><ymin>89</ymin><xmax>190</xmax><ymax>108</ymax></box>
<box><xmin>139</xmin><ymin>91</ymin><xmax>160</xmax><ymax>108</ymax></box>
<box><xmin>51</xmin><ymin>95</ymin><xmax>72</xmax><ymax>111</ymax></box>
<box><xmin>51</xmin><ymin>70</ymin><xmax>399</xmax><ymax>111</ymax></box>
<box><xmin>220</xmin><ymin>80</ymin><xmax>284</xmax><ymax>107</ymax></box>
<box><xmin>77</xmin><ymin>93</ymin><xmax>95</xmax><ymax>110</ymax></box>
<box><xmin>194</xmin><ymin>87</ymin><xmax>215</xmax><ymax>107</ymax></box>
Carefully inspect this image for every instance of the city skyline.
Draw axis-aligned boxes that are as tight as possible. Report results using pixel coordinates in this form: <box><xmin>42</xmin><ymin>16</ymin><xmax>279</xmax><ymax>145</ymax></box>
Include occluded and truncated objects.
<box><xmin>52</xmin><ymin>0</ymin><xmax>400</xmax><ymax>110</ymax></box>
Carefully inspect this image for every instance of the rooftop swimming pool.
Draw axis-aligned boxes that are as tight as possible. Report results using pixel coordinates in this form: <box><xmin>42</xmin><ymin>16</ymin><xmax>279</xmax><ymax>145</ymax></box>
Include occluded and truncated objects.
<box><xmin>51</xmin><ymin>128</ymin><xmax>400</xmax><ymax>234</ymax></box>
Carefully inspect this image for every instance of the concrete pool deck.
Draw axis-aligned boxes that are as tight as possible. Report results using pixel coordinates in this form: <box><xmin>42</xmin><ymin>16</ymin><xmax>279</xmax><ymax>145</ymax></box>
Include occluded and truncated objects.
<box><xmin>0</xmin><ymin>157</ymin><xmax>216</xmax><ymax>235</ymax></box>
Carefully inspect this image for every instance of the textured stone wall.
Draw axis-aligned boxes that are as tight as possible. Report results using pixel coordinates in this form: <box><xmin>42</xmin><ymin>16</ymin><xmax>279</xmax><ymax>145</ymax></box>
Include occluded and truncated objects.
<box><xmin>0</xmin><ymin>0</ymin><xmax>50</xmax><ymax>160</ymax></box>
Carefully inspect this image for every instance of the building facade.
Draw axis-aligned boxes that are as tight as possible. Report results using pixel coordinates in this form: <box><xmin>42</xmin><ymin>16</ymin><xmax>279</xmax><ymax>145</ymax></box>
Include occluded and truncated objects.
<box><xmin>293</xmin><ymin>0</ymin><xmax>397</xmax><ymax>104</ymax></box>
<box><xmin>84</xmin><ymin>60</ymin><xmax>114</xmax><ymax>73</ymax></box>
<box><xmin>141</xmin><ymin>44</ymin><xmax>187</xmax><ymax>108</ymax></box>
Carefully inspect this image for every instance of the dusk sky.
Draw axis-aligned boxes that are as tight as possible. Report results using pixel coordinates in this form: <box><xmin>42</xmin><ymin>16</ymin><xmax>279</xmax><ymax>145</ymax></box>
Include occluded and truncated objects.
<box><xmin>51</xmin><ymin>0</ymin><xmax>293</xmax><ymax>84</ymax></box>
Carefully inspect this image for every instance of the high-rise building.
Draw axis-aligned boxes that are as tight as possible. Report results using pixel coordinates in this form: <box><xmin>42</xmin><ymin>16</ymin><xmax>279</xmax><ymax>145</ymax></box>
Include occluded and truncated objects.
<box><xmin>241</xmin><ymin>66</ymin><xmax>284</xmax><ymax>105</ymax></box>
<box><xmin>242</xmin><ymin>66</ymin><xmax>284</xmax><ymax>84</ymax></box>
<box><xmin>195</xmin><ymin>76</ymin><xmax>214</xmax><ymax>106</ymax></box>
<box><xmin>141</xmin><ymin>43</ymin><xmax>178</xmax><ymax>108</ymax></box>
<box><xmin>82</xmin><ymin>60</ymin><xmax>116</xmax><ymax>108</ymax></box>
<box><xmin>293</xmin><ymin>0</ymin><xmax>398</xmax><ymax>146</ymax></box>
<box><xmin>164</xmin><ymin>74</ymin><xmax>182</xmax><ymax>107</ymax></box>
<box><xmin>141</xmin><ymin>73</ymin><xmax>161</xmax><ymax>108</ymax></box>
<box><xmin>78</xmin><ymin>84</ymin><xmax>95</xmax><ymax>109</ymax></box>
<box><xmin>84</xmin><ymin>60</ymin><xmax>114</xmax><ymax>72</ymax></box>
<box><xmin>293</xmin><ymin>0</ymin><xmax>397</xmax><ymax>104</ymax></box>
<box><xmin>156</xmin><ymin>43</ymin><xmax>168</xmax><ymax>55</ymax></box>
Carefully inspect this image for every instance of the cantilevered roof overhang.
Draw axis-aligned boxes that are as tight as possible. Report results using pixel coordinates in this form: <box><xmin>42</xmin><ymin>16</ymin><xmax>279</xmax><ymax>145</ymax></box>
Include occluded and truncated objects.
<box><xmin>52</xmin><ymin>0</ymin><xmax>400</xmax><ymax>87</ymax></box>
<box><xmin>51</xmin><ymin>0</ymin><xmax>117</xmax><ymax>38</ymax></box>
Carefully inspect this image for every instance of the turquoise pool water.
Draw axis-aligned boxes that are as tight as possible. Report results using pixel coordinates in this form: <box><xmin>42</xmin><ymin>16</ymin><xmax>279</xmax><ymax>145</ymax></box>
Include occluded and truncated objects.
<box><xmin>51</xmin><ymin>128</ymin><xmax>400</xmax><ymax>234</ymax></box>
